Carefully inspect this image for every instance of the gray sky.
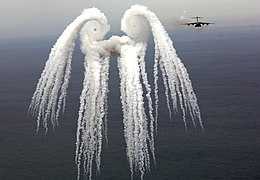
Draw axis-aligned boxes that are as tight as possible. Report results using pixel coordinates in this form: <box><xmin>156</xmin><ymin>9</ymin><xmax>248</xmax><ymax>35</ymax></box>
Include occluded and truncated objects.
<box><xmin>0</xmin><ymin>0</ymin><xmax>260</xmax><ymax>38</ymax></box>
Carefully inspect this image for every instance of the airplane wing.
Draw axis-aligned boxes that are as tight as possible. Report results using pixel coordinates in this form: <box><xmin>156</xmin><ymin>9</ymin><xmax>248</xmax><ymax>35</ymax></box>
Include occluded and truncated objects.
<box><xmin>200</xmin><ymin>22</ymin><xmax>215</xmax><ymax>25</ymax></box>
<box><xmin>181</xmin><ymin>22</ymin><xmax>197</xmax><ymax>26</ymax></box>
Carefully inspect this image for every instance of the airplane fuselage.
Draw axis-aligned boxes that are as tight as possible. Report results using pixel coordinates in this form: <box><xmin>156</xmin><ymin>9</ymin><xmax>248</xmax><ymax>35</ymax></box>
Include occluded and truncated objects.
<box><xmin>195</xmin><ymin>23</ymin><xmax>202</xmax><ymax>27</ymax></box>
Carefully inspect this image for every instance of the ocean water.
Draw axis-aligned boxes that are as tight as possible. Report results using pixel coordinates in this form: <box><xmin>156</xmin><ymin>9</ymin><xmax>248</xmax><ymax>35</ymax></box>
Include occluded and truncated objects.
<box><xmin>0</xmin><ymin>27</ymin><xmax>259</xmax><ymax>180</ymax></box>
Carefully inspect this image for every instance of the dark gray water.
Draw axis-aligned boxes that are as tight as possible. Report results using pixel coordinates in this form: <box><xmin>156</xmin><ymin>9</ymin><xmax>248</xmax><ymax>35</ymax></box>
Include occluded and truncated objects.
<box><xmin>0</xmin><ymin>27</ymin><xmax>259</xmax><ymax>179</ymax></box>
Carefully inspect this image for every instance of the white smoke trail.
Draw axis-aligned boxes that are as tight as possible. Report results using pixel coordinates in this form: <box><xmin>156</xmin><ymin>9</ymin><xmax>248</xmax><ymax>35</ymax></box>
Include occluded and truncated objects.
<box><xmin>75</xmin><ymin>17</ymin><xmax>124</xmax><ymax>180</ymax></box>
<box><xmin>118</xmin><ymin>40</ymin><xmax>153</xmax><ymax>179</ymax></box>
<box><xmin>75</xmin><ymin>54</ymin><xmax>110</xmax><ymax>180</ymax></box>
<box><xmin>120</xmin><ymin>8</ymin><xmax>156</xmax><ymax>179</ymax></box>
<box><xmin>75</xmin><ymin>13</ymin><xmax>112</xmax><ymax>180</ymax></box>
<box><xmin>121</xmin><ymin>4</ymin><xmax>204</xmax><ymax>178</ymax></box>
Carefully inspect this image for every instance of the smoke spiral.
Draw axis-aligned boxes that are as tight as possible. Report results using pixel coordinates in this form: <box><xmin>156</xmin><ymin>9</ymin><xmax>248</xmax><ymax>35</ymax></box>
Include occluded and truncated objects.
<box><xmin>29</xmin><ymin>8</ymin><xmax>109</xmax><ymax>133</ymax></box>
<box><xmin>80</xmin><ymin>19</ymin><xmax>110</xmax><ymax>42</ymax></box>
<box><xmin>121</xmin><ymin>10</ymin><xmax>150</xmax><ymax>42</ymax></box>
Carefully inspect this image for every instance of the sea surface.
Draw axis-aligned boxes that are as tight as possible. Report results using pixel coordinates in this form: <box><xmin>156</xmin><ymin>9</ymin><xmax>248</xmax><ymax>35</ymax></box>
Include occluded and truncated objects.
<box><xmin>0</xmin><ymin>27</ymin><xmax>259</xmax><ymax>179</ymax></box>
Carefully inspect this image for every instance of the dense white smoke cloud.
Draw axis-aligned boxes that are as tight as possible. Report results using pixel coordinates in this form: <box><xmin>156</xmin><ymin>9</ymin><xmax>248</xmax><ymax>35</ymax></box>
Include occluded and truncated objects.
<box><xmin>29</xmin><ymin>5</ymin><xmax>203</xmax><ymax>180</ymax></box>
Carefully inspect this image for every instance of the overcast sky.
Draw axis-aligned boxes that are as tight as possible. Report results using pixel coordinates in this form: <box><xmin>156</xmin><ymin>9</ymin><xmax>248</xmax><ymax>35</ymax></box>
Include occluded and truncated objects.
<box><xmin>0</xmin><ymin>0</ymin><xmax>259</xmax><ymax>38</ymax></box>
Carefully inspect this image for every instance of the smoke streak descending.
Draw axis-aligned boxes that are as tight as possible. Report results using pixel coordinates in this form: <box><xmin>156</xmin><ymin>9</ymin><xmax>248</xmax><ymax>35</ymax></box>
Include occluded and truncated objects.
<box><xmin>75</xmin><ymin>23</ymin><xmax>111</xmax><ymax>180</ymax></box>
<box><xmin>29</xmin><ymin>4</ymin><xmax>203</xmax><ymax>180</ymax></box>
<box><xmin>119</xmin><ymin>12</ymin><xmax>156</xmax><ymax>179</ymax></box>
<box><xmin>118</xmin><ymin>39</ymin><xmax>155</xmax><ymax>179</ymax></box>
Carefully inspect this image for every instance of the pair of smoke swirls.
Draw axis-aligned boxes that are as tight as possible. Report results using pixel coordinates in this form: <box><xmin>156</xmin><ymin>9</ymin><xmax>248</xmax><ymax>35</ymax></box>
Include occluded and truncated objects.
<box><xmin>29</xmin><ymin>4</ymin><xmax>204</xmax><ymax>180</ymax></box>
